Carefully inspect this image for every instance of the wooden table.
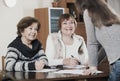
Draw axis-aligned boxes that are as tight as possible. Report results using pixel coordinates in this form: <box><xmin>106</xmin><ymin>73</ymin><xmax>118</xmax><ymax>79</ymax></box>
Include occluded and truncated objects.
<box><xmin>1</xmin><ymin>69</ymin><xmax>108</xmax><ymax>81</ymax></box>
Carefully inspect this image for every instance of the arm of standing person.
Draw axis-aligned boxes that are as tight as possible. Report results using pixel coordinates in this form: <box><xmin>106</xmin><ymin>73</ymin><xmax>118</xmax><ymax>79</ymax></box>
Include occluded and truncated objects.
<box><xmin>45</xmin><ymin>34</ymin><xmax>63</xmax><ymax>66</ymax></box>
<box><xmin>83</xmin><ymin>10</ymin><xmax>99</xmax><ymax>74</ymax></box>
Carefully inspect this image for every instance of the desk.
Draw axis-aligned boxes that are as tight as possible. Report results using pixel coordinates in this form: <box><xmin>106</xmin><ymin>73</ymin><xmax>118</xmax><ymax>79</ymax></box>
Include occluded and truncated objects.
<box><xmin>1</xmin><ymin>70</ymin><xmax>108</xmax><ymax>81</ymax></box>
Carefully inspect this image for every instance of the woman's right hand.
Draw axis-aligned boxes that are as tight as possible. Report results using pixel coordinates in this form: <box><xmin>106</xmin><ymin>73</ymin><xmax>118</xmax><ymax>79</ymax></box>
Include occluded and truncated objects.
<box><xmin>35</xmin><ymin>60</ymin><xmax>45</xmax><ymax>70</ymax></box>
<box><xmin>63</xmin><ymin>58</ymin><xmax>78</xmax><ymax>67</ymax></box>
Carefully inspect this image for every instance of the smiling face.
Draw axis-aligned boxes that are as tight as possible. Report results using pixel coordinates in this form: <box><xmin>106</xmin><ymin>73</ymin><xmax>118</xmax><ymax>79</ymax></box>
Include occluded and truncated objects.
<box><xmin>61</xmin><ymin>17</ymin><xmax>76</xmax><ymax>36</ymax></box>
<box><xmin>21</xmin><ymin>23</ymin><xmax>38</xmax><ymax>42</ymax></box>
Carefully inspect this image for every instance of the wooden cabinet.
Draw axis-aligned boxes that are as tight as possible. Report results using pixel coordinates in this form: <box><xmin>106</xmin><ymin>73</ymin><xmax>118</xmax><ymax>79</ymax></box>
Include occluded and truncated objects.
<box><xmin>34</xmin><ymin>8</ymin><xmax>68</xmax><ymax>50</ymax></box>
<box><xmin>75</xmin><ymin>22</ymin><xmax>87</xmax><ymax>42</ymax></box>
<box><xmin>58</xmin><ymin>0</ymin><xmax>82</xmax><ymax>22</ymax></box>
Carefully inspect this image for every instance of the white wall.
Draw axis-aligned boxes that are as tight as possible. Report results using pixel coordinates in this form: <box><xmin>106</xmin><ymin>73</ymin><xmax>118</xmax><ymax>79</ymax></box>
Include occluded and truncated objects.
<box><xmin>0</xmin><ymin>0</ymin><xmax>52</xmax><ymax>70</ymax></box>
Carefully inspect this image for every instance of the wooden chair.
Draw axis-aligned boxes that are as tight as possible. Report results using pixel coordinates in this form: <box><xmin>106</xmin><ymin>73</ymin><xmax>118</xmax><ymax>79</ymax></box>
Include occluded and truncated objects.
<box><xmin>98</xmin><ymin>47</ymin><xmax>107</xmax><ymax>64</ymax></box>
<box><xmin>2</xmin><ymin>56</ymin><xmax>5</xmax><ymax>71</ymax></box>
<box><xmin>98</xmin><ymin>47</ymin><xmax>109</xmax><ymax>74</ymax></box>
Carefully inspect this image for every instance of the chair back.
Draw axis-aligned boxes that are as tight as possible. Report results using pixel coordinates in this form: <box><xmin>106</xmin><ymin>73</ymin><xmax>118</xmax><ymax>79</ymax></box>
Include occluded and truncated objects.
<box><xmin>2</xmin><ymin>56</ymin><xmax>5</xmax><ymax>71</ymax></box>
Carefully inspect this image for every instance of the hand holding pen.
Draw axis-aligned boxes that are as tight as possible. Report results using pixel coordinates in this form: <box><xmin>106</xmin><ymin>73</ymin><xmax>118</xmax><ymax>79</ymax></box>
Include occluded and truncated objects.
<box><xmin>71</xmin><ymin>55</ymin><xmax>81</xmax><ymax>65</ymax></box>
<box><xmin>63</xmin><ymin>57</ymin><xmax>79</xmax><ymax>66</ymax></box>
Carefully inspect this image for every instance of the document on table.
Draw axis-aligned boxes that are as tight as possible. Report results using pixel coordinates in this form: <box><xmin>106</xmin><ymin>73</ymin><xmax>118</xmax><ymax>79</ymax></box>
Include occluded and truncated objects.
<box><xmin>26</xmin><ymin>69</ymin><xmax>58</xmax><ymax>72</ymax></box>
<box><xmin>63</xmin><ymin>65</ymin><xmax>87</xmax><ymax>69</ymax></box>
<box><xmin>54</xmin><ymin>69</ymin><xmax>103</xmax><ymax>75</ymax></box>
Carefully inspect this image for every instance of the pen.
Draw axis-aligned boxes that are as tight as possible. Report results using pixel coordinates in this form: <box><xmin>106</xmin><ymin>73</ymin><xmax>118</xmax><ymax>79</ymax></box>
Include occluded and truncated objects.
<box><xmin>71</xmin><ymin>55</ymin><xmax>81</xmax><ymax>65</ymax></box>
<box><xmin>91</xmin><ymin>72</ymin><xmax>98</xmax><ymax>75</ymax></box>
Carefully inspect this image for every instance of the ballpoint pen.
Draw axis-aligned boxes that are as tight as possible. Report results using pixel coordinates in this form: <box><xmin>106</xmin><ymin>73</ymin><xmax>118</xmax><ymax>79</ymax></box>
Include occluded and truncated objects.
<box><xmin>71</xmin><ymin>55</ymin><xmax>81</xmax><ymax>65</ymax></box>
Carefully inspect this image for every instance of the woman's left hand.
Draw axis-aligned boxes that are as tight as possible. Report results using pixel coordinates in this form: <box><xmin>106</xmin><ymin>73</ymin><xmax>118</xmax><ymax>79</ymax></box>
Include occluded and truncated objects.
<box><xmin>83</xmin><ymin>66</ymin><xmax>97</xmax><ymax>75</ymax></box>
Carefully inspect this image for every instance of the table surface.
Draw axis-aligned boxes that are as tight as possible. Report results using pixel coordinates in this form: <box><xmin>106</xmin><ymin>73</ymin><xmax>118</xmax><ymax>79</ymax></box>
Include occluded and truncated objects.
<box><xmin>0</xmin><ymin>68</ymin><xmax>109</xmax><ymax>81</ymax></box>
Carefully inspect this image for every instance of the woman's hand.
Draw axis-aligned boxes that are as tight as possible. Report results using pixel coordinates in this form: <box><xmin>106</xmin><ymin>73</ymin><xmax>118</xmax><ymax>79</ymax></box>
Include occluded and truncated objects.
<box><xmin>63</xmin><ymin>58</ymin><xmax>79</xmax><ymax>67</ymax></box>
<box><xmin>83</xmin><ymin>66</ymin><xmax>98</xmax><ymax>75</ymax></box>
<box><xmin>35</xmin><ymin>60</ymin><xmax>45</xmax><ymax>70</ymax></box>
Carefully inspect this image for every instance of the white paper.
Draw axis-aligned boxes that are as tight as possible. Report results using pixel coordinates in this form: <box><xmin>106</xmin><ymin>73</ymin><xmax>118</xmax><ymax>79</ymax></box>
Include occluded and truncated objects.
<box><xmin>54</xmin><ymin>69</ymin><xmax>84</xmax><ymax>74</ymax></box>
<box><xmin>54</xmin><ymin>69</ymin><xmax>103</xmax><ymax>75</ymax></box>
<box><xmin>95</xmin><ymin>70</ymin><xmax>103</xmax><ymax>74</ymax></box>
<box><xmin>26</xmin><ymin>69</ymin><xmax>58</xmax><ymax>72</ymax></box>
<box><xmin>63</xmin><ymin>65</ymin><xmax>87</xmax><ymax>69</ymax></box>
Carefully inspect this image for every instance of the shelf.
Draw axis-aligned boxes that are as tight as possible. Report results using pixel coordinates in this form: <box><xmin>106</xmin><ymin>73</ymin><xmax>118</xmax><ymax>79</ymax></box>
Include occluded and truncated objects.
<box><xmin>77</xmin><ymin>22</ymin><xmax>84</xmax><ymax>25</ymax></box>
<box><xmin>58</xmin><ymin>0</ymin><xmax>83</xmax><ymax>22</ymax></box>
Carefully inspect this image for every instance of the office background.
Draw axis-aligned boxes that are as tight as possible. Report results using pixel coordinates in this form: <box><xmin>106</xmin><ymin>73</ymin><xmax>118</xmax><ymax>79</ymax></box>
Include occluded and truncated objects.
<box><xmin>0</xmin><ymin>0</ymin><xmax>119</xmax><ymax>70</ymax></box>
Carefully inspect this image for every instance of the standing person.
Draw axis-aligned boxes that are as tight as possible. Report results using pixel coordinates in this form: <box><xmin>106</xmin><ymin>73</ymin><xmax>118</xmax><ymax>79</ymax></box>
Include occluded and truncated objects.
<box><xmin>75</xmin><ymin>0</ymin><xmax>120</xmax><ymax>81</ymax></box>
<box><xmin>45</xmin><ymin>13</ymin><xmax>88</xmax><ymax>67</ymax></box>
<box><xmin>5</xmin><ymin>16</ymin><xmax>48</xmax><ymax>71</ymax></box>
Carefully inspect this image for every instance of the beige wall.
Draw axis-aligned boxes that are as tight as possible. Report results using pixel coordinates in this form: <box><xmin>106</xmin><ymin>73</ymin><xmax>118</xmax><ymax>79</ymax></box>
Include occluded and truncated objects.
<box><xmin>0</xmin><ymin>0</ymin><xmax>53</xmax><ymax>70</ymax></box>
